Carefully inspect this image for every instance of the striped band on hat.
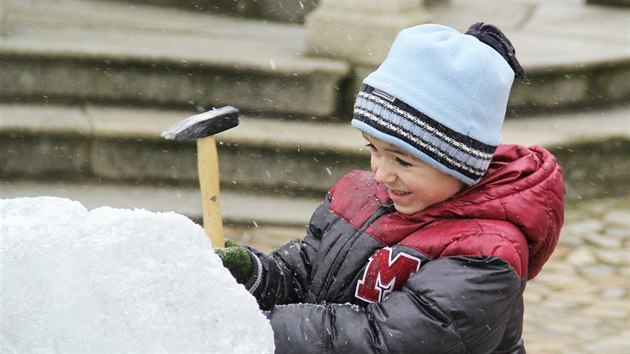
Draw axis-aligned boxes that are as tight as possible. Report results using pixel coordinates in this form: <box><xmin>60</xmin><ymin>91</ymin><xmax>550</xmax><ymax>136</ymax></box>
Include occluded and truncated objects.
<box><xmin>352</xmin><ymin>84</ymin><xmax>497</xmax><ymax>185</ymax></box>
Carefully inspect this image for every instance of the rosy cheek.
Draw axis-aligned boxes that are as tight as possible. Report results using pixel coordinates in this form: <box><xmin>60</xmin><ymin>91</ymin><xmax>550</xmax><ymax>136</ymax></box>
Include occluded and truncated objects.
<box><xmin>370</xmin><ymin>155</ymin><xmax>380</xmax><ymax>173</ymax></box>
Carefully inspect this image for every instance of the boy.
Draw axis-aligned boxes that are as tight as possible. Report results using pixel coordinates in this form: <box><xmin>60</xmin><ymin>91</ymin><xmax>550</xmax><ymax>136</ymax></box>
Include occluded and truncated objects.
<box><xmin>217</xmin><ymin>22</ymin><xmax>565</xmax><ymax>353</ymax></box>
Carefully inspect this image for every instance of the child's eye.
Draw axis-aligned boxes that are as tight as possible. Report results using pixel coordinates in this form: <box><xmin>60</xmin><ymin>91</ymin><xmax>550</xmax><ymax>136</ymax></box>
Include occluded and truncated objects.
<box><xmin>366</xmin><ymin>143</ymin><xmax>377</xmax><ymax>152</ymax></box>
<box><xmin>396</xmin><ymin>158</ymin><xmax>413</xmax><ymax>167</ymax></box>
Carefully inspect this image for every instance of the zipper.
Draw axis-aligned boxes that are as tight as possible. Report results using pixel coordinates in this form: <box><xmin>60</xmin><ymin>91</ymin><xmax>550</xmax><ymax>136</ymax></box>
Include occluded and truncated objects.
<box><xmin>317</xmin><ymin>203</ymin><xmax>395</xmax><ymax>302</ymax></box>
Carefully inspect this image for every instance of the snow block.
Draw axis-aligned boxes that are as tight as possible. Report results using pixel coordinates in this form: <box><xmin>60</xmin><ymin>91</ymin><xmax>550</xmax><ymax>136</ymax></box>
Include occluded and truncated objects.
<box><xmin>0</xmin><ymin>196</ymin><xmax>274</xmax><ymax>353</ymax></box>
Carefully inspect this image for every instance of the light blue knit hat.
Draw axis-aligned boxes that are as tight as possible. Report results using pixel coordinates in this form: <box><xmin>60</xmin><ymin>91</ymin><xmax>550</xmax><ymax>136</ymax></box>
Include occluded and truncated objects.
<box><xmin>352</xmin><ymin>23</ymin><xmax>525</xmax><ymax>185</ymax></box>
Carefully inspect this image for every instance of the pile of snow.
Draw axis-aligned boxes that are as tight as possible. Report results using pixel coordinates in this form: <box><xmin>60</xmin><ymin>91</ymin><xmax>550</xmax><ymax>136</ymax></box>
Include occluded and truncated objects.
<box><xmin>0</xmin><ymin>197</ymin><xmax>274</xmax><ymax>353</ymax></box>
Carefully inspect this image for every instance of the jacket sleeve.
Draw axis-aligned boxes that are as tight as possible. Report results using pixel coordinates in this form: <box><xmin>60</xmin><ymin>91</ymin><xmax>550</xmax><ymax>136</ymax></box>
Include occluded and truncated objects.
<box><xmin>246</xmin><ymin>197</ymin><xmax>334</xmax><ymax>310</ymax></box>
<box><xmin>267</xmin><ymin>255</ymin><xmax>524</xmax><ymax>354</ymax></box>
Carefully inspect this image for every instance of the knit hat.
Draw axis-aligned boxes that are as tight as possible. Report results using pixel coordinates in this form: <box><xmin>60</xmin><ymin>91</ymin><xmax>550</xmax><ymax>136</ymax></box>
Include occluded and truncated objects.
<box><xmin>352</xmin><ymin>22</ymin><xmax>525</xmax><ymax>185</ymax></box>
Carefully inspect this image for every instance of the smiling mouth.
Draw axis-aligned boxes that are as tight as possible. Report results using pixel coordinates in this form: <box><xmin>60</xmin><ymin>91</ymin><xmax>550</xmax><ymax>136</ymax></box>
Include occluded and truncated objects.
<box><xmin>388</xmin><ymin>189</ymin><xmax>411</xmax><ymax>197</ymax></box>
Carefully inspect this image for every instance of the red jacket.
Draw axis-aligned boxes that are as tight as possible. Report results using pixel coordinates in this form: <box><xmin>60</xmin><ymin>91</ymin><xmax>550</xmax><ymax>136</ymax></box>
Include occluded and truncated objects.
<box><xmin>248</xmin><ymin>144</ymin><xmax>565</xmax><ymax>353</ymax></box>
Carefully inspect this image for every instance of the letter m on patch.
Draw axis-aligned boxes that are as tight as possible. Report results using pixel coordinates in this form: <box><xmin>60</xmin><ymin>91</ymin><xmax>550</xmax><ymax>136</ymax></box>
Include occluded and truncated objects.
<box><xmin>355</xmin><ymin>247</ymin><xmax>421</xmax><ymax>303</ymax></box>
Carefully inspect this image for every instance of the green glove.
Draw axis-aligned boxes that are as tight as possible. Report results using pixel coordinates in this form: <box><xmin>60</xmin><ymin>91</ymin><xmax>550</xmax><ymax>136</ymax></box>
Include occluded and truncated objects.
<box><xmin>215</xmin><ymin>240</ymin><xmax>253</xmax><ymax>284</ymax></box>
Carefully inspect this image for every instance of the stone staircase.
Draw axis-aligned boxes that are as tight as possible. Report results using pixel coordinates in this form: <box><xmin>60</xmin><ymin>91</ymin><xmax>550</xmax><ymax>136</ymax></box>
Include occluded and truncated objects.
<box><xmin>0</xmin><ymin>0</ymin><xmax>348</xmax><ymax>117</ymax></box>
<box><xmin>1</xmin><ymin>0</ymin><xmax>629</xmax><ymax>228</ymax></box>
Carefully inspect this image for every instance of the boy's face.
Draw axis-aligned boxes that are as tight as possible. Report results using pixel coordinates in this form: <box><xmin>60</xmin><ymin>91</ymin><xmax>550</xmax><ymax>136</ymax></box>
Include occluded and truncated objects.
<box><xmin>363</xmin><ymin>133</ymin><xmax>464</xmax><ymax>215</ymax></box>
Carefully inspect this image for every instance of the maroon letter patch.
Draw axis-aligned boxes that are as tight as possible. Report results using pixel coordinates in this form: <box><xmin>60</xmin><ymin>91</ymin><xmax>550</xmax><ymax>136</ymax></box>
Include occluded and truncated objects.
<box><xmin>355</xmin><ymin>247</ymin><xmax>421</xmax><ymax>303</ymax></box>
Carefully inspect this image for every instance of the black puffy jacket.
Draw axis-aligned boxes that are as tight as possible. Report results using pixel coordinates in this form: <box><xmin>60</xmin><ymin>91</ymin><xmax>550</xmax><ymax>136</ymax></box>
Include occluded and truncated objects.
<box><xmin>246</xmin><ymin>145</ymin><xmax>565</xmax><ymax>353</ymax></box>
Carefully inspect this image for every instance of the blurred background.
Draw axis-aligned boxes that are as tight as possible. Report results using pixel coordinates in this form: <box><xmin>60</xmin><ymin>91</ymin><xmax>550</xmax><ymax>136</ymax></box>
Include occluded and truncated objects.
<box><xmin>0</xmin><ymin>0</ymin><xmax>628</xmax><ymax>352</ymax></box>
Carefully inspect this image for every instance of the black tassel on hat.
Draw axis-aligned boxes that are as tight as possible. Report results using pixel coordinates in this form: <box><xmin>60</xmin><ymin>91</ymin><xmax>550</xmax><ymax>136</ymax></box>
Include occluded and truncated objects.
<box><xmin>465</xmin><ymin>22</ymin><xmax>526</xmax><ymax>79</ymax></box>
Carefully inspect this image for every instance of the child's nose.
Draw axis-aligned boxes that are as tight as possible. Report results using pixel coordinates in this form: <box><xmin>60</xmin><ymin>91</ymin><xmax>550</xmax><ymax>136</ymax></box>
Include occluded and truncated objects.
<box><xmin>374</xmin><ymin>161</ymin><xmax>396</xmax><ymax>184</ymax></box>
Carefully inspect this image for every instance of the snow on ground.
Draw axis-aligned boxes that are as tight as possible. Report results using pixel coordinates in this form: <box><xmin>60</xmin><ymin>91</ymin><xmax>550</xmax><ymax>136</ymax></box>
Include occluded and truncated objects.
<box><xmin>0</xmin><ymin>197</ymin><xmax>274</xmax><ymax>353</ymax></box>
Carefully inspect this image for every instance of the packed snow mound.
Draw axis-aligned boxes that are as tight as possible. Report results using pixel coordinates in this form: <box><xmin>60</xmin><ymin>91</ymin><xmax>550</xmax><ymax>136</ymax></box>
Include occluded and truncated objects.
<box><xmin>0</xmin><ymin>197</ymin><xmax>274</xmax><ymax>353</ymax></box>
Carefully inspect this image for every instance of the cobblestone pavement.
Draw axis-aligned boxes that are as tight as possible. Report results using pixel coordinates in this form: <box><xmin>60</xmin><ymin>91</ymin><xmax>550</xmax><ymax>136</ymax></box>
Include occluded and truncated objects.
<box><xmin>227</xmin><ymin>196</ymin><xmax>630</xmax><ymax>353</ymax></box>
<box><xmin>523</xmin><ymin>197</ymin><xmax>629</xmax><ymax>353</ymax></box>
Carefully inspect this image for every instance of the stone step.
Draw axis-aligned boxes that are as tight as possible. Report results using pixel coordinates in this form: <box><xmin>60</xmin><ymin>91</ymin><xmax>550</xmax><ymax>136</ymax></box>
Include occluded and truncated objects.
<box><xmin>0</xmin><ymin>103</ymin><xmax>369</xmax><ymax>198</ymax></box>
<box><xmin>116</xmin><ymin>0</ymin><xmax>317</xmax><ymax>23</ymax></box>
<box><xmin>0</xmin><ymin>0</ymin><xmax>349</xmax><ymax>118</ymax></box>
<box><xmin>1</xmin><ymin>0</ymin><xmax>629</xmax><ymax>118</ymax></box>
<box><xmin>1</xmin><ymin>103</ymin><xmax>628</xmax><ymax>203</ymax></box>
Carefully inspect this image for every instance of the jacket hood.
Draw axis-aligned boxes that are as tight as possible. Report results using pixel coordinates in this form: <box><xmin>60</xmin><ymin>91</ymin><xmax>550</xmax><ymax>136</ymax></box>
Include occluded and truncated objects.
<box><xmin>419</xmin><ymin>144</ymin><xmax>566</xmax><ymax>279</ymax></box>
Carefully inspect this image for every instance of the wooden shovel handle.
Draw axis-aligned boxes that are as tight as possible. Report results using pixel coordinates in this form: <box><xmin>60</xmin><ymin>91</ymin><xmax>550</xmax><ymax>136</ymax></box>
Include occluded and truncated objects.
<box><xmin>197</xmin><ymin>136</ymin><xmax>224</xmax><ymax>248</ymax></box>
